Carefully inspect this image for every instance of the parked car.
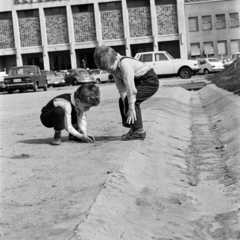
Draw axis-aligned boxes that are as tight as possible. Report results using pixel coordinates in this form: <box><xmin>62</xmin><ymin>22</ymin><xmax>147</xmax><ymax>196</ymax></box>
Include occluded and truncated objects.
<box><xmin>197</xmin><ymin>58</ymin><xmax>224</xmax><ymax>74</ymax></box>
<box><xmin>89</xmin><ymin>69</ymin><xmax>110</xmax><ymax>84</ymax></box>
<box><xmin>41</xmin><ymin>70</ymin><xmax>66</xmax><ymax>87</ymax></box>
<box><xmin>223</xmin><ymin>52</ymin><xmax>240</xmax><ymax>68</ymax></box>
<box><xmin>134</xmin><ymin>51</ymin><xmax>200</xmax><ymax>79</ymax></box>
<box><xmin>0</xmin><ymin>70</ymin><xmax>8</xmax><ymax>92</ymax></box>
<box><xmin>108</xmin><ymin>73</ymin><xmax>115</xmax><ymax>83</ymax></box>
<box><xmin>4</xmin><ymin>65</ymin><xmax>47</xmax><ymax>94</ymax></box>
<box><xmin>64</xmin><ymin>68</ymin><xmax>96</xmax><ymax>86</ymax></box>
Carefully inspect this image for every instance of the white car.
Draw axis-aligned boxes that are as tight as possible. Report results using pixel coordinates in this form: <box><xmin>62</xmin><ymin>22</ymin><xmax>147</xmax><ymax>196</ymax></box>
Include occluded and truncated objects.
<box><xmin>223</xmin><ymin>52</ymin><xmax>240</xmax><ymax>68</ymax></box>
<box><xmin>89</xmin><ymin>69</ymin><xmax>110</xmax><ymax>83</ymax></box>
<box><xmin>198</xmin><ymin>58</ymin><xmax>224</xmax><ymax>74</ymax></box>
<box><xmin>134</xmin><ymin>51</ymin><xmax>200</xmax><ymax>79</ymax></box>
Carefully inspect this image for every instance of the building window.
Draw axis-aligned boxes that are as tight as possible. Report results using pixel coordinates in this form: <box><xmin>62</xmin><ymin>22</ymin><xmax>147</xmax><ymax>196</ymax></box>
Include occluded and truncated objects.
<box><xmin>231</xmin><ymin>39</ymin><xmax>240</xmax><ymax>53</ymax></box>
<box><xmin>229</xmin><ymin>13</ymin><xmax>239</xmax><ymax>28</ymax></box>
<box><xmin>202</xmin><ymin>15</ymin><xmax>212</xmax><ymax>30</ymax></box>
<box><xmin>44</xmin><ymin>7</ymin><xmax>66</xmax><ymax>16</ymax></box>
<box><xmin>17</xmin><ymin>9</ymin><xmax>39</xmax><ymax>18</ymax></box>
<box><xmin>0</xmin><ymin>11</ymin><xmax>12</xmax><ymax>20</ymax></box>
<box><xmin>217</xmin><ymin>41</ymin><xmax>227</xmax><ymax>56</ymax></box>
<box><xmin>204</xmin><ymin>42</ymin><xmax>214</xmax><ymax>56</ymax></box>
<box><xmin>155</xmin><ymin>0</ymin><xmax>176</xmax><ymax>5</ymax></box>
<box><xmin>189</xmin><ymin>17</ymin><xmax>198</xmax><ymax>32</ymax></box>
<box><xmin>190</xmin><ymin>43</ymin><xmax>200</xmax><ymax>57</ymax></box>
<box><xmin>72</xmin><ymin>4</ymin><xmax>94</xmax><ymax>13</ymax></box>
<box><xmin>127</xmin><ymin>0</ymin><xmax>150</xmax><ymax>8</ymax></box>
<box><xmin>99</xmin><ymin>2</ymin><xmax>122</xmax><ymax>11</ymax></box>
<box><xmin>216</xmin><ymin>14</ymin><xmax>226</xmax><ymax>29</ymax></box>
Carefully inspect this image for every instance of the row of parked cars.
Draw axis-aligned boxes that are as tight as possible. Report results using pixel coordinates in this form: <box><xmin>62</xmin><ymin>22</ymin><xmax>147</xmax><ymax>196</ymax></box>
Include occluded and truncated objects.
<box><xmin>1</xmin><ymin>51</ymin><xmax>239</xmax><ymax>94</ymax></box>
<box><xmin>0</xmin><ymin>66</ymin><xmax>114</xmax><ymax>94</ymax></box>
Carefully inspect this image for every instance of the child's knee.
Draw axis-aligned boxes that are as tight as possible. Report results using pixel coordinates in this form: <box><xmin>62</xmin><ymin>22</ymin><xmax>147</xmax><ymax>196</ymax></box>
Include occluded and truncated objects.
<box><xmin>54</xmin><ymin>106</ymin><xmax>65</xmax><ymax>118</ymax></box>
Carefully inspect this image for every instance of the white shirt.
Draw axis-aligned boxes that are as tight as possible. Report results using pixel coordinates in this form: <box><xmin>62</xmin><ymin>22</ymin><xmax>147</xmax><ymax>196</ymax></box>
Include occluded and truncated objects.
<box><xmin>112</xmin><ymin>54</ymin><xmax>151</xmax><ymax>104</ymax></box>
<box><xmin>53</xmin><ymin>93</ymin><xmax>87</xmax><ymax>137</ymax></box>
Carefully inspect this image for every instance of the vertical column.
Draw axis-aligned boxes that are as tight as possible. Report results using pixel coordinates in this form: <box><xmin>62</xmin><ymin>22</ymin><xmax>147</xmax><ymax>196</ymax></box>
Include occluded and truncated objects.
<box><xmin>39</xmin><ymin>7</ymin><xmax>50</xmax><ymax>70</ymax></box>
<box><xmin>177</xmin><ymin>0</ymin><xmax>188</xmax><ymax>59</ymax></box>
<box><xmin>12</xmin><ymin>10</ymin><xmax>22</xmax><ymax>66</ymax></box>
<box><xmin>150</xmin><ymin>0</ymin><xmax>158</xmax><ymax>52</ymax></box>
<box><xmin>94</xmin><ymin>2</ymin><xmax>102</xmax><ymax>46</ymax></box>
<box><xmin>121</xmin><ymin>0</ymin><xmax>131</xmax><ymax>56</ymax></box>
<box><xmin>66</xmin><ymin>5</ymin><xmax>77</xmax><ymax>69</ymax></box>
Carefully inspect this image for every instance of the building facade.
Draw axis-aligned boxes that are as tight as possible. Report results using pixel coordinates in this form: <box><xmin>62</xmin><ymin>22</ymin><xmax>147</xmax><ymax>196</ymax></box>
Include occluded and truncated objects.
<box><xmin>0</xmin><ymin>0</ymin><xmax>239</xmax><ymax>72</ymax></box>
<box><xmin>185</xmin><ymin>0</ymin><xmax>240</xmax><ymax>60</ymax></box>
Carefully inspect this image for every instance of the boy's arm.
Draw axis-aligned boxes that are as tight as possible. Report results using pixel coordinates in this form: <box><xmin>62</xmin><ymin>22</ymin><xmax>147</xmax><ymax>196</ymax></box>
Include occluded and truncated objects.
<box><xmin>77</xmin><ymin>111</ymin><xmax>87</xmax><ymax>135</ymax></box>
<box><xmin>53</xmin><ymin>98</ymin><xmax>84</xmax><ymax>138</ymax></box>
<box><xmin>121</xmin><ymin>61</ymin><xmax>137</xmax><ymax>109</ymax></box>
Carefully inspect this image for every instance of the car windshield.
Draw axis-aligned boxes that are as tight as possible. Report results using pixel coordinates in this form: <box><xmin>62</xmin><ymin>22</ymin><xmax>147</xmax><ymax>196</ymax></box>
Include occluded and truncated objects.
<box><xmin>89</xmin><ymin>70</ymin><xmax>100</xmax><ymax>75</ymax></box>
<box><xmin>77</xmin><ymin>70</ymin><xmax>88</xmax><ymax>75</ymax></box>
<box><xmin>9</xmin><ymin>67</ymin><xmax>38</xmax><ymax>75</ymax></box>
<box><xmin>42</xmin><ymin>71</ymin><xmax>54</xmax><ymax>76</ymax></box>
<box><xmin>208</xmin><ymin>58</ymin><xmax>219</xmax><ymax>62</ymax></box>
<box><xmin>165</xmin><ymin>52</ymin><xmax>174</xmax><ymax>60</ymax></box>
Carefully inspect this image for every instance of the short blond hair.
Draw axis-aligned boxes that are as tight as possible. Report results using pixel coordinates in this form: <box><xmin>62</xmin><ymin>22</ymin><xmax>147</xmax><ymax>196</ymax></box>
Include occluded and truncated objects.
<box><xmin>94</xmin><ymin>45</ymin><xmax>117</xmax><ymax>70</ymax></box>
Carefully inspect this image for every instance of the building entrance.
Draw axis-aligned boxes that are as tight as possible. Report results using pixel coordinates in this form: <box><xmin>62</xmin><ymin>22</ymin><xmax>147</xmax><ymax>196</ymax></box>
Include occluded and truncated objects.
<box><xmin>49</xmin><ymin>51</ymin><xmax>71</xmax><ymax>71</ymax></box>
<box><xmin>158</xmin><ymin>40</ymin><xmax>180</xmax><ymax>58</ymax></box>
<box><xmin>0</xmin><ymin>55</ymin><xmax>16</xmax><ymax>73</ymax></box>
<box><xmin>22</xmin><ymin>53</ymin><xmax>44</xmax><ymax>69</ymax></box>
<box><xmin>131</xmin><ymin>43</ymin><xmax>153</xmax><ymax>57</ymax></box>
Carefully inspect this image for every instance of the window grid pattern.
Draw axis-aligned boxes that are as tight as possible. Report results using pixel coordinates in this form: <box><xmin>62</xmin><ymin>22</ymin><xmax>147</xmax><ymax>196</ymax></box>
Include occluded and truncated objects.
<box><xmin>101</xmin><ymin>10</ymin><xmax>124</xmax><ymax>40</ymax></box>
<box><xmin>156</xmin><ymin>4</ymin><xmax>178</xmax><ymax>35</ymax></box>
<box><xmin>128</xmin><ymin>7</ymin><xmax>152</xmax><ymax>38</ymax></box>
<box><xmin>73</xmin><ymin>12</ymin><xmax>96</xmax><ymax>42</ymax></box>
<box><xmin>46</xmin><ymin>15</ymin><xmax>69</xmax><ymax>45</ymax></box>
<box><xmin>0</xmin><ymin>19</ymin><xmax>15</xmax><ymax>49</ymax></box>
<box><xmin>19</xmin><ymin>17</ymin><xmax>42</xmax><ymax>47</ymax></box>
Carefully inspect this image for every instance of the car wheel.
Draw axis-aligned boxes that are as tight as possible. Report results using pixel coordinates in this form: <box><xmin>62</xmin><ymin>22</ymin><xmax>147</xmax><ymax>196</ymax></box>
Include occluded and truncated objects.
<box><xmin>96</xmin><ymin>78</ymin><xmax>101</xmax><ymax>84</ymax></box>
<box><xmin>19</xmin><ymin>89</ymin><xmax>24</xmax><ymax>93</ymax></box>
<box><xmin>43</xmin><ymin>83</ymin><xmax>48</xmax><ymax>91</ymax></box>
<box><xmin>72</xmin><ymin>79</ymin><xmax>78</xmax><ymax>86</ymax></box>
<box><xmin>8</xmin><ymin>90</ymin><xmax>13</xmax><ymax>94</ymax></box>
<box><xmin>33</xmin><ymin>84</ymin><xmax>38</xmax><ymax>92</ymax></box>
<box><xmin>204</xmin><ymin>69</ymin><xmax>209</xmax><ymax>75</ymax></box>
<box><xmin>179</xmin><ymin>67</ymin><xmax>192</xmax><ymax>79</ymax></box>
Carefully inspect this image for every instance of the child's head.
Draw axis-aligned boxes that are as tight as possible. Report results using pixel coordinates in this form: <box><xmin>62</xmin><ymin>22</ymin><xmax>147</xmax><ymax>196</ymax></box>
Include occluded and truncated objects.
<box><xmin>94</xmin><ymin>45</ymin><xmax>118</xmax><ymax>71</ymax></box>
<box><xmin>74</xmin><ymin>84</ymin><xmax>100</xmax><ymax>111</ymax></box>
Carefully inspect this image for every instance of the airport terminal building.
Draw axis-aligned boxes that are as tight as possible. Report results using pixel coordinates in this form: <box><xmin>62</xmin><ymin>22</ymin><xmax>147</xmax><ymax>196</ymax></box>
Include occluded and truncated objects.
<box><xmin>0</xmin><ymin>0</ymin><xmax>239</xmax><ymax>72</ymax></box>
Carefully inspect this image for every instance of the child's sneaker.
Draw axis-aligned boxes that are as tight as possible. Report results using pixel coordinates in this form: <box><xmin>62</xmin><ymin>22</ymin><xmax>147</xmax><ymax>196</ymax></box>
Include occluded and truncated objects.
<box><xmin>122</xmin><ymin>129</ymin><xmax>146</xmax><ymax>141</ymax></box>
<box><xmin>52</xmin><ymin>131</ymin><xmax>61</xmax><ymax>145</ymax></box>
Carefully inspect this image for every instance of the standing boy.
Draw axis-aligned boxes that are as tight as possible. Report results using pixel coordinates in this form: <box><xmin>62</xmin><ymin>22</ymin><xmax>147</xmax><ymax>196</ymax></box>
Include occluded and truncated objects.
<box><xmin>40</xmin><ymin>83</ymin><xmax>100</xmax><ymax>145</ymax></box>
<box><xmin>94</xmin><ymin>45</ymin><xmax>159</xmax><ymax>140</ymax></box>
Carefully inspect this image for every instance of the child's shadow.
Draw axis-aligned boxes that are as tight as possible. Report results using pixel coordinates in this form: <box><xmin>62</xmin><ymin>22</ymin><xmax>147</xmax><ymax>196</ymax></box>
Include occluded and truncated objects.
<box><xmin>19</xmin><ymin>136</ymin><xmax>121</xmax><ymax>145</ymax></box>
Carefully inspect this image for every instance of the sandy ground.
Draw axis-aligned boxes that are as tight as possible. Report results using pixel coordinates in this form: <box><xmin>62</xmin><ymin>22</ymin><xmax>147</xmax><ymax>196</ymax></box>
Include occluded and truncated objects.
<box><xmin>0</xmin><ymin>79</ymin><xmax>239</xmax><ymax>240</ymax></box>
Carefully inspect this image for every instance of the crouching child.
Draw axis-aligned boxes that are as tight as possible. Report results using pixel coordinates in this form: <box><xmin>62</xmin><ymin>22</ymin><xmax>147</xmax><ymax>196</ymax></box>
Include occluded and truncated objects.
<box><xmin>40</xmin><ymin>83</ymin><xmax>100</xmax><ymax>145</ymax></box>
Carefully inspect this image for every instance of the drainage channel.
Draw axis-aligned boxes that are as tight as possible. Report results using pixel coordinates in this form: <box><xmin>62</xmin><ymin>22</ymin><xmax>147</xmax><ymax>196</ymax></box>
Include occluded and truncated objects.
<box><xmin>185</xmin><ymin>89</ymin><xmax>240</xmax><ymax>239</ymax></box>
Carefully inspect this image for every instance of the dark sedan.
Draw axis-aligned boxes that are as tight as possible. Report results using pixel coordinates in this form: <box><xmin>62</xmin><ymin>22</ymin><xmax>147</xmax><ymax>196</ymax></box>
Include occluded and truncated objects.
<box><xmin>64</xmin><ymin>68</ymin><xmax>96</xmax><ymax>86</ymax></box>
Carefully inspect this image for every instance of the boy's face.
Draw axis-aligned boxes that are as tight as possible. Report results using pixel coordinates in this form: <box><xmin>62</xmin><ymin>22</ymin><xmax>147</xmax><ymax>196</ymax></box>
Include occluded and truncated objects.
<box><xmin>76</xmin><ymin>99</ymin><xmax>92</xmax><ymax>112</ymax></box>
<box><xmin>107</xmin><ymin>56</ymin><xmax>118</xmax><ymax>72</ymax></box>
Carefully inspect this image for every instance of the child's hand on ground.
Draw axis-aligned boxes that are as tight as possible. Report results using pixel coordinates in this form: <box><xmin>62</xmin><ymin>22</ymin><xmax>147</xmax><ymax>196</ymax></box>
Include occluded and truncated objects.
<box><xmin>81</xmin><ymin>134</ymin><xmax>95</xmax><ymax>143</ymax></box>
<box><xmin>126</xmin><ymin>109</ymin><xmax>137</xmax><ymax>124</ymax></box>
